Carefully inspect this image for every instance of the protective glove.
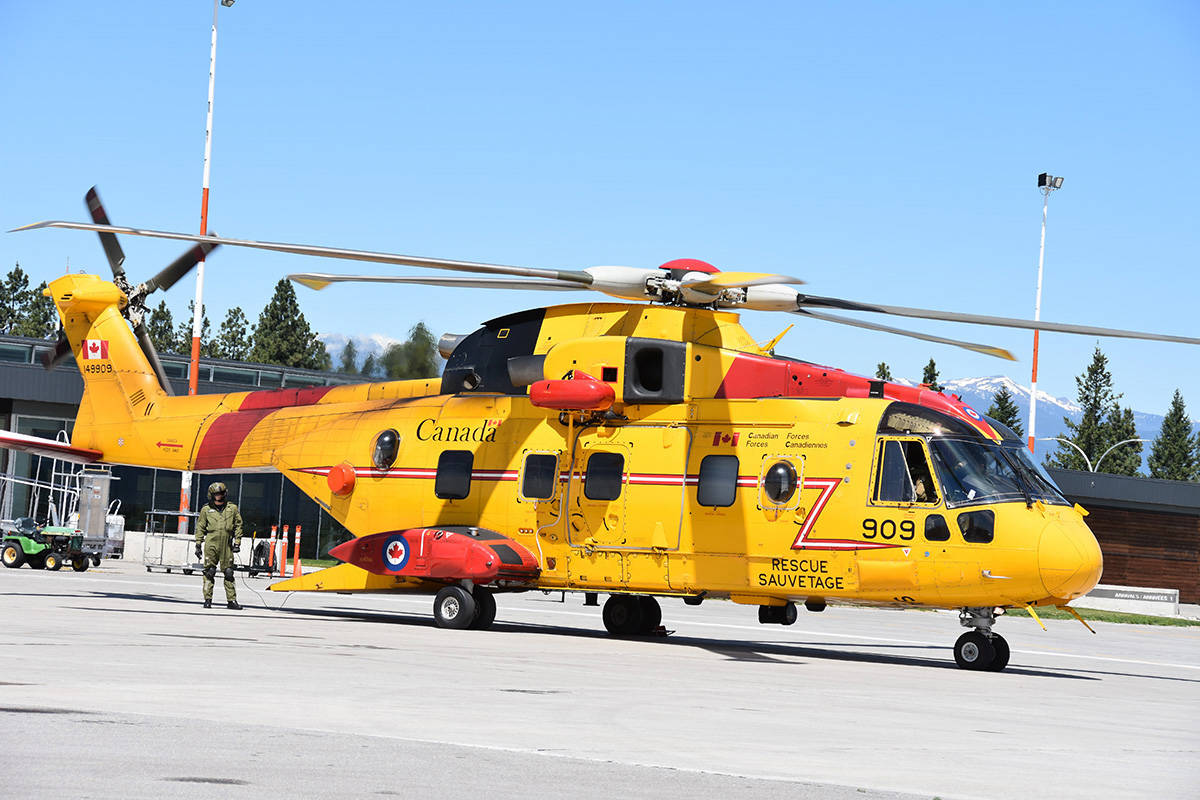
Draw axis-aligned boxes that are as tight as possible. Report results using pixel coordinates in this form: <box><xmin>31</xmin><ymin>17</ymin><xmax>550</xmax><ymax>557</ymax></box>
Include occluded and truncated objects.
<box><xmin>194</xmin><ymin>544</ymin><xmax>203</xmax><ymax>561</ymax></box>
<box><xmin>231</xmin><ymin>541</ymin><xmax>241</xmax><ymax>553</ymax></box>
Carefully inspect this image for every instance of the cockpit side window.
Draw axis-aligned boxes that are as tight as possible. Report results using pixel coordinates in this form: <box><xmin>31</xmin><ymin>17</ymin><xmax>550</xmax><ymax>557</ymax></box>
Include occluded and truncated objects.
<box><xmin>873</xmin><ymin>438</ymin><xmax>939</xmax><ymax>504</ymax></box>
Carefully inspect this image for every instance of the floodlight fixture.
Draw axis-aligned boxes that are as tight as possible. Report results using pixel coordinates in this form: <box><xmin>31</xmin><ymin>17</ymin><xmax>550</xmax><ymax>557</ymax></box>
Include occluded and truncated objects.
<box><xmin>222</xmin><ymin>0</ymin><xmax>236</xmax><ymax>7</ymax></box>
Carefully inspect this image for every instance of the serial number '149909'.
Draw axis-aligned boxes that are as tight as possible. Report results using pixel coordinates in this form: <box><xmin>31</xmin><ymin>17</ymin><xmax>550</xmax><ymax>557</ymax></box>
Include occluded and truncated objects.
<box><xmin>83</xmin><ymin>362</ymin><xmax>114</xmax><ymax>374</ymax></box>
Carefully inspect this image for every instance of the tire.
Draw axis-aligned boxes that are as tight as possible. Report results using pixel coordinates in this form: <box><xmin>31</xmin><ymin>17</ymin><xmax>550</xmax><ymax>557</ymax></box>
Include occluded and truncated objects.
<box><xmin>470</xmin><ymin>587</ymin><xmax>497</xmax><ymax>630</ymax></box>
<box><xmin>986</xmin><ymin>634</ymin><xmax>1011</xmax><ymax>672</ymax></box>
<box><xmin>602</xmin><ymin>595</ymin><xmax>645</xmax><ymax>636</ymax></box>
<box><xmin>183</xmin><ymin>569</ymin><xmax>194</xmax><ymax>575</ymax></box>
<box><xmin>28</xmin><ymin>553</ymin><xmax>46</xmax><ymax>569</ymax></box>
<box><xmin>71</xmin><ymin>557</ymin><xmax>89</xmax><ymax>572</ymax></box>
<box><xmin>433</xmin><ymin>585</ymin><xmax>477</xmax><ymax>630</ymax></box>
<box><xmin>2</xmin><ymin>542</ymin><xmax>24</xmax><ymax>569</ymax></box>
<box><xmin>638</xmin><ymin>596</ymin><xmax>662</xmax><ymax>633</ymax></box>
<box><xmin>954</xmin><ymin>630</ymin><xmax>996</xmax><ymax>670</ymax></box>
<box><xmin>44</xmin><ymin>552</ymin><xmax>63</xmax><ymax>571</ymax></box>
<box><xmin>91</xmin><ymin>556</ymin><xmax>101</xmax><ymax>567</ymax></box>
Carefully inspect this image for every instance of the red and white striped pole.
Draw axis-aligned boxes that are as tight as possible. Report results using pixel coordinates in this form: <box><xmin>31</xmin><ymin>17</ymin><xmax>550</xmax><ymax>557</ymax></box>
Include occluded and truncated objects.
<box><xmin>279</xmin><ymin>525</ymin><xmax>289</xmax><ymax>578</ymax></box>
<box><xmin>291</xmin><ymin>524</ymin><xmax>302</xmax><ymax>578</ymax></box>
<box><xmin>178</xmin><ymin>0</ymin><xmax>231</xmax><ymax>536</ymax></box>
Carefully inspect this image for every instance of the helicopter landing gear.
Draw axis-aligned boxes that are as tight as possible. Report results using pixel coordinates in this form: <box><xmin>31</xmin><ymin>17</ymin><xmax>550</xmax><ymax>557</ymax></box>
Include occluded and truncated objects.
<box><xmin>602</xmin><ymin>594</ymin><xmax>661</xmax><ymax>636</ymax></box>
<box><xmin>954</xmin><ymin>607</ymin><xmax>1010</xmax><ymax>671</ymax></box>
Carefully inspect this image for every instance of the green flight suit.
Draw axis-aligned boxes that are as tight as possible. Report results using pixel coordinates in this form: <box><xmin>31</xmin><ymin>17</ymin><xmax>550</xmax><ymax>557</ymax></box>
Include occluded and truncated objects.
<box><xmin>195</xmin><ymin>501</ymin><xmax>243</xmax><ymax>603</ymax></box>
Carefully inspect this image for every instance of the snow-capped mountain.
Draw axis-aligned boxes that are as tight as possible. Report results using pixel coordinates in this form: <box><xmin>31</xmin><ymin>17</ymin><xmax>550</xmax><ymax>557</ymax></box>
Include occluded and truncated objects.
<box><xmin>942</xmin><ymin>375</ymin><xmax>1190</xmax><ymax>467</ymax></box>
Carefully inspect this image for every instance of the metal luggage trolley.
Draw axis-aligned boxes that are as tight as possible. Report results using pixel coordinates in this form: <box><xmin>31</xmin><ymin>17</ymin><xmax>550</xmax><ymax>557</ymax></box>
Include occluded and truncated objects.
<box><xmin>142</xmin><ymin>510</ymin><xmax>201</xmax><ymax>574</ymax></box>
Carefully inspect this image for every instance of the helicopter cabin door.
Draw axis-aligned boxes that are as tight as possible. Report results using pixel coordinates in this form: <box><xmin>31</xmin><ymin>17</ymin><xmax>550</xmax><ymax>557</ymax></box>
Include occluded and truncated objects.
<box><xmin>564</xmin><ymin>426</ymin><xmax>690</xmax><ymax>585</ymax></box>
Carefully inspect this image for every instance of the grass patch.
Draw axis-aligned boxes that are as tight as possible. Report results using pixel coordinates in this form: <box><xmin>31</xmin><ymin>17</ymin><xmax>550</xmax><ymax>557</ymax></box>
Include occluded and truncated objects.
<box><xmin>300</xmin><ymin>558</ymin><xmax>339</xmax><ymax>568</ymax></box>
<box><xmin>1006</xmin><ymin>606</ymin><xmax>1200</xmax><ymax>627</ymax></box>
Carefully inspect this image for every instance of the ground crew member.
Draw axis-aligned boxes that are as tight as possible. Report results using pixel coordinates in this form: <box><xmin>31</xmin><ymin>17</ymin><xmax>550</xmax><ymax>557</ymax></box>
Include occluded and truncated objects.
<box><xmin>194</xmin><ymin>482</ymin><xmax>243</xmax><ymax>610</ymax></box>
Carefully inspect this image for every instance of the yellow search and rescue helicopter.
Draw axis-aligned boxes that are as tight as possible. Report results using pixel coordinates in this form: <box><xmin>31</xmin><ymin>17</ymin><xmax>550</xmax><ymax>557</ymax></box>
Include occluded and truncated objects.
<box><xmin>8</xmin><ymin>188</ymin><xmax>1200</xmax><ymax>671</ymax></box>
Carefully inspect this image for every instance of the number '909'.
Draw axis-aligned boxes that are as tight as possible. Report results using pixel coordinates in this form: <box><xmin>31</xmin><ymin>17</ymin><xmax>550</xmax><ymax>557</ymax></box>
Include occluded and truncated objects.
<box><xmin>861</xmin><ymin>518</ymin><xmax>915</xmax><ymax>540</ymax></box>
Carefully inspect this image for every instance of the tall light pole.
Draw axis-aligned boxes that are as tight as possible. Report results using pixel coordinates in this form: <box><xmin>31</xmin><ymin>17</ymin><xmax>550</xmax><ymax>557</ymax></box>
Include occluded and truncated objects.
<box><xmin>180</xmin><ymin>0</ymin><xmax>235</xmax><ymax>536</ymax></box>
<box><xmin>1027</xmin><ymin>172</ymin><xmax>1064</xmax><ymax>454</ymax></box>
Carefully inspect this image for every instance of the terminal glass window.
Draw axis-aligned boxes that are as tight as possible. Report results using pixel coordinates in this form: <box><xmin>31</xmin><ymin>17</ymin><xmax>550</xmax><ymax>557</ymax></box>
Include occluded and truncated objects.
<box><xmin>584</xmin><ymin>452</ymin><xmax>624</xmax><ymax>501</ymax></box>
<box><xmin>698</xmin><ymin>455</ymin><xmax>739</xmax><ymax>508</ymax></box>
<box><xmin>434</xmin><ymin>450</ymin><xmax>473</xmax><ymax>500</ymax></box>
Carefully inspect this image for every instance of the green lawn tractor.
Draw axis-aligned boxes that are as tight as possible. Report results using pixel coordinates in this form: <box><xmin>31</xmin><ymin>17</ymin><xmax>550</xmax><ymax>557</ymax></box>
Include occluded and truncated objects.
<box><xmin>1</xmin><ymin>517</ymin><xmax>102</xmax><ymax>572</ymax></box>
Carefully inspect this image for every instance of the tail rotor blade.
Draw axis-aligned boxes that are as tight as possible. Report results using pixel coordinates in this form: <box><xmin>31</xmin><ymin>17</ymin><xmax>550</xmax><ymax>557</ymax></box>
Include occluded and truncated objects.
<box><xmin>84</xmin><ymin>187</ymin><xmax>127</xmax><ymax>280</ymax></box>
<box><xmin>133</xmin><ymin>323</ymin><xmax>176</xmax><ymax>396</ymax></box>
<box><xmin>144</xmin><ymin>240</ymin><xmax>219</xmax><ymax>294</ymax></box>
<box><xmin>41</xmin><ymin>334</ymin><xmax>74</xmax><ymax>371</ymax></box>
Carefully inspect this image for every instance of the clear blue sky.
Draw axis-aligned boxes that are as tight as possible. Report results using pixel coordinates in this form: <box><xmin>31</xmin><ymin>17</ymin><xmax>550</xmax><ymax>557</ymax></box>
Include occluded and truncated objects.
<box><xmin>2</xmin><ymin>1</ymin><xmax>1198</xmax><ymax>418</ymax></box>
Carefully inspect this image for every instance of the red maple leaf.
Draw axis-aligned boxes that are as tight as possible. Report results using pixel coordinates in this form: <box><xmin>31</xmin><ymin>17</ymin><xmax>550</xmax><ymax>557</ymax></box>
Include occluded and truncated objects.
<box><xmin>387</xmin><ymin>542</ymin><xmax>404</xmax><ymax>562</ymax></box>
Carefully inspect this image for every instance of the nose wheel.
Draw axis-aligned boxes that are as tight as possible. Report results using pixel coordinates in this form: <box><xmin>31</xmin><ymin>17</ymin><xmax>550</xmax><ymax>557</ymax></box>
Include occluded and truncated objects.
<box><xmin>954</xmin><ymin>607</ymin><xmax>1011</xmax><ymax>671</ymax></box>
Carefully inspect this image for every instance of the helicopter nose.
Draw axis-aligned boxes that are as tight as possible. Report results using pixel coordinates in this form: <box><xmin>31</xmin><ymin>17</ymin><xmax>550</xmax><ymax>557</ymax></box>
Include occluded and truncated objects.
<box><xmin>1038</xmin><ymin>518</ymin><xmax>1103</xmax><ymax>601</ymax></box>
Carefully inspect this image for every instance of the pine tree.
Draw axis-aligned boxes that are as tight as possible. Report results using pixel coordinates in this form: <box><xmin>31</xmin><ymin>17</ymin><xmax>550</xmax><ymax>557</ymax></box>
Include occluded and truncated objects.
<box><xmin>214</xmin><ymin>307</ymin><xmax>251</xmax><ymax>361</ymax></box>
<box><xmin>1102</xmin><ymin>406</ymin><xmax>1142</xmax><ymax>476</ymax></box>
<box><xmin>986</xmin><ymin>383</ymin><xmax>1024</xmax><ymax>436</ymax></box>
<box><xmin>248</xmin><ymin>279</ymin><xmax>330</xmax><ymax>370</ymax></box>
<box><xmin>9</xmin><ymin>281</ymin><xmax>57</xmax><ymax>338</ymax></box>
<box><xmin>175</xmin><ymin>301</ymin><xmax>214</xmax><ymax>357</ymax></box>
<box><xmin>1147</xmin><ymin>390</ymin><xmax>1197</xmax><ymax>481</ymax></box>
<box><xmin>360</xmin><ymin>353</ymin><xmax>378</xmax><ymax>378</ymax></box>
<box><xmin>339</xmin><ymin>340</ymin><xmax>358</xmax><ymax>374</ymax></box>
<box><xmin>875</xmin><ymin>362</ymin><xmax>892</xmax><ymax>380</ymax></box>
<box><xmin>380</xmin><ymin>322</ymin><xmax>439</xmax><ymax>379</ymax></box>
<box><xmin>1</xmin><ymin>264</ymin><xmax>33</xmax><ymax>333</ymax></box>
<box><xmin>921</xmin><ymin>358</ymin><xmax>941</xmax><ymax>392</ymax></box>
<box><xmin>1047</xmin><ymin>347</ymin><xmax>1120</xmax><ymax>471</ymax></box>
<box><xmin>147</xmin><ymin>301</ymin><xmax>178</xmax><ymax>354</ymax></box>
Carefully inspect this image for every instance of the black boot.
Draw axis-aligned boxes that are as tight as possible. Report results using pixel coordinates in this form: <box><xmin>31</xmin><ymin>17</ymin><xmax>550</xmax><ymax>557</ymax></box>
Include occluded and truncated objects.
<box><xmin>203</xmin><ymin>599</ymin><xmax>212</xmax><ymax>609</ymax></box>
<box><xmin>227</xmin><ymin>600</ymin><xmax>243</xmax><ymax>610</ymax></box>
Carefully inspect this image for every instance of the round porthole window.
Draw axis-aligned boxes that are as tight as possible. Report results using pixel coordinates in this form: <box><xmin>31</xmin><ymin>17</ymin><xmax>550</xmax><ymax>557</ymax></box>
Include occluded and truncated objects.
<box><xmin>763</xmin><ymin>461</ymin><xmax>798</xmax><ymax>504</ymax></box>
<box><xmin>372</xmin><ymin>429</ymin><xmax>399</xmax><ymax>469</ymax></box>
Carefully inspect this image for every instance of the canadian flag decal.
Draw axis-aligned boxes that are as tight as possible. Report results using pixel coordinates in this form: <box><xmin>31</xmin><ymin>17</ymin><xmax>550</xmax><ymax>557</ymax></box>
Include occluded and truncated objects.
<box><xmin>712</xmin><ymin>431</ymin><xmax>740</xmax><ymax>446</ymax></box>
<box><xmin>82</xmin><ymin>340</ymin><xmax>109</xmax><ymax>360</ymax></box>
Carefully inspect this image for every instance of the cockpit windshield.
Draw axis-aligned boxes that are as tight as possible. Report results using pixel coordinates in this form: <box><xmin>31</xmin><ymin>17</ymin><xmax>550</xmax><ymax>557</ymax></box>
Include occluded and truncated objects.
<box><xmin>876</xmin><ymin>403</ymin><xmax>1071</xmax><ymax>509</ymax></box>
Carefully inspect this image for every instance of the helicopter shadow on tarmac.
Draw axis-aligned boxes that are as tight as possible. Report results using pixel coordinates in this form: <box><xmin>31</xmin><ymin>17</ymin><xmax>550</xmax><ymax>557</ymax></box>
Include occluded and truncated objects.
<box><xmin>270</xmin><ymin>602</ymin><xmax>1116</xmax><ymax>681</ymax></box>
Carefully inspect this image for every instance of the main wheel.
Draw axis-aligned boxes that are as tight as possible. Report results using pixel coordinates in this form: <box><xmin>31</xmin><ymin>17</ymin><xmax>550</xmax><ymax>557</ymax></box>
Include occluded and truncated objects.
<box><xmin>638</xmin><ymin>596</ymin><xmax>662</xmax><ymax>633</ymax></box>
<box><xmin>602</xmin><ymin>595</ymin><xmax>645</xmax><ymax>636</ymax></box>
<box><xmin>44</xmin><ymin>552</ymin><xmax>63</xmax><ymax>571</ymax></box>
<box><xmin>433</xmin><ymin>585</ymin><xmax>477</xmax><ymax>630</ymax></box>
<box><xmin>1</xmin><ymin>543</ymin><xmax>24</xmax><ymax>569</ymax></box>
<box><xmin>71</xmin><ymin>557</ymin><xmax>89</xmax><ymax>572</ymax></box>
<box><xmin>953</xmin><ymin>630</ymin><xmax>996</xmax><ymax>670</ymax></box>
<box><xmin>470</xmin><ymin>587</ymin><xmax>497</xmax><ymax>630</ymax></box>
<box><xmin>986</xmin><ymin>634</ymin><xmax>1011</xmax><ymax>672</ymax></box>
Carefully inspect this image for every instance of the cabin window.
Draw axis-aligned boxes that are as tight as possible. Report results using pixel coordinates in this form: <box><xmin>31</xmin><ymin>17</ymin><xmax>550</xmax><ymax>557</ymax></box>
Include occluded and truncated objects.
<box><xmin>761</xmin><ymin>460</ymin><xmax>799</xmax><ymax>506</ymax></box>
<box><xmin>584</xmin><ymin>452</ymin><xmax>624</xmax><ymax>501</ymax></box>
<box><xmin>698</xmin><ymin>455</ymin><xmax>739</xmax><ymax>507</ymax></box>
<box><xmin>372</xmin><ymin>429</ymin><xmax>399</xmax><ymax>470</ymax></box>
<box><xmin>873</xmin><ymin>439</ymin><xmax>938</xmax><ymax>504</ymax></box>
<box><xmin>924</xmin><ymin>514</ymin><xmax>951</xmax><ymax>542</ymax></box>
<box><xmin>957</xmin><ymin>510</ymin><xmax>995</xmax><ymax>544</ymax></box>
<box><xmin>434</xmin><ymin>450</ymin><xmax>473</xmax><ymax>499</ymax></box>
<box><xmin>521</xmin><ymin>453</ymin><xmax>558</xmax><ymax>500</ymax></box>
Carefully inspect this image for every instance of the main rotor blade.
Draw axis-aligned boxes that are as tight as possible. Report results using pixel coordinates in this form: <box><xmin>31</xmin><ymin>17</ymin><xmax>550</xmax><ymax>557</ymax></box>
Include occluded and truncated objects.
<box><xmin>16</xmin><ymin>221</ymin><xmax>596</xmax><ymax>286</ymax></box>
<box><xmin>41</xmin><ymin>334</ymin><xmax>73</xmax><ymax>371</ymax></box>
<box><xmin>84</xmin><ymin>188</ymin><xmax>126</xmax><ymax>280</ymax></box>
<box><xmin>797</xmin><ymin>294</ymin><xmax>1200</xmax><ymax>346</ymax></box>
<box><xmin>144</xmin><ymin>240</ymin><xmax>220</xmax><ymax>294</ymax></box>
<box><xmin>288</xmin><ymin>273</ymin><xmax>583</xmax><ymax>292</ymax></box>
<box><xmin>133</xmin><ymin>322</ymin><xmax>175</xmax><ymax>396</ymax></box>
<box><xmin>794</xmin><ymin>308</ymin><xmax>1016</xmax><ymax>361</ymax></box>
<box><xmin>681</xmin><ymin>272</ymin><xmax>806</xmax><ymax>291</ymax></box>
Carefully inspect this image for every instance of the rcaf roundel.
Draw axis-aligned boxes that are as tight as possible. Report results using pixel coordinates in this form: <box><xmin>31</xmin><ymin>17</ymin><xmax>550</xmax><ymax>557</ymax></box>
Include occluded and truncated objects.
<box><xmin>382</xmin><ymin>533</ymin><xmax>410</xmax><ymax>572</ymax></box>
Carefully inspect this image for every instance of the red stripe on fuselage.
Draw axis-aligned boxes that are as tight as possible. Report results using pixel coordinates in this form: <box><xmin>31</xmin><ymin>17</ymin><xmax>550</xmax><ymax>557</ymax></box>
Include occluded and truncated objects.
<box><xmin>193</xmin><ymin>408</ymin><xmax>275</xmax><ymax>470</ymax></box>
<box><xmin>238</xmin><ymin>386</ymin><xmax>334</xmax><ymax>411</ymax></box>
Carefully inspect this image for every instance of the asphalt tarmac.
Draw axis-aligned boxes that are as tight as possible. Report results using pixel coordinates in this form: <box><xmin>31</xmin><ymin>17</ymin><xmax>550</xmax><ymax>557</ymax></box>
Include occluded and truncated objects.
<box><xmin>1</xmin><ymin>560</ymin><xmax>1196</xmax><ymax>800</ymax></box>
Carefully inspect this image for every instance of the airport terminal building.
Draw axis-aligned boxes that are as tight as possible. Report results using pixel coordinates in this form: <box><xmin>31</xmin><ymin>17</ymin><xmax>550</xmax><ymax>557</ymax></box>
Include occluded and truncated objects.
<box><xmin>2</xmin><ymin>332</ymin><xmax>1198</xmax><ymax>600</ymax></box>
